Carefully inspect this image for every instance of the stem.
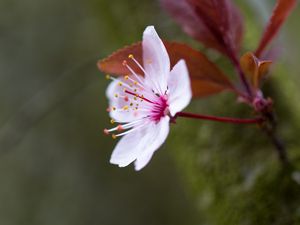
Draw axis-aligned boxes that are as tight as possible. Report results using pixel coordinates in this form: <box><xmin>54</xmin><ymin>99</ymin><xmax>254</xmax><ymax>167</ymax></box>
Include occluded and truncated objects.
<box><xmin>174</xmin><ymin>112</ymin><xmax>263</xmax><ymax>124</ymax></box>
<box><xmin>265</xmin><ymin>129</ymin><xmax>288</xmax><ymax>165</ymax></box>
<box><xmin>261</xmin><ymin>111</ymin><xmax>289</xmax><ymax>165</ymax></box>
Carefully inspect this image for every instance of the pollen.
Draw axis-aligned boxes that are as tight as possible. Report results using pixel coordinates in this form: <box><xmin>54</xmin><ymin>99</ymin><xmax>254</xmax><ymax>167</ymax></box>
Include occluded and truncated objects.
<box><xmin>130</xmin><ymin>102</ymin><xmax>133</xmax><ymax>106</ymax></box>
<box><xmin>105</xmin><ymin>74</ymin><xmax>110</xmax><ymax>80</ymax></box>
<box><xmin>112</xmin><ymin>134</ymin><xmax>117</xmax><ymax>139</ymax></box>
<box><xmin>128</xmin><ymin>54</ymin><xmax>134</xmax><ymax>59</ymax></box>
<box><xmin>124</xmin><ymin>75</ymin><xmax>129</xmax><ymax>80</ymax></box>
<box><xmin>134</xmin><ymin>81</ymin><xmax>138</xmax><ymax>85</ymax></box>
<box><xmin>110</xmin><ymin>119</ymin><xmax>115</xmax><ymax>124</ymax></box>
<box><xmin>118</xmin><ymin>82</ymin><xmax>123</xmax><ymax>86</ymax></box>
<box><xmin>123</xmin><ymin>105</ymin><xmax>129</xmax><ymax>110</ymax></box>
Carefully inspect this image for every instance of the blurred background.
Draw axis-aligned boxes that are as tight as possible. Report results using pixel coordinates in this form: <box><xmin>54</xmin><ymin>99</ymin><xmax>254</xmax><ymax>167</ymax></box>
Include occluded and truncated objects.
<box><xmin>0</xmin><ymin>0</ymin><xmax>300</xmax><ymax>224</ymax></box>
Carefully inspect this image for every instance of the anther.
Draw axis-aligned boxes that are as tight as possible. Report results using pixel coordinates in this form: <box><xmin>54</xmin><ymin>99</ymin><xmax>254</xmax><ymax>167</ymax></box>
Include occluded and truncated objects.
<box><xmin>114</xmin><ymin>94</ymin><xmax>118</xmax><ymax>98</ymax></box>
<box><xmin>118</xmin><ymin>82</ymin><xmax>123</xmax><ymax>86</ymax></box>
<box><xmin>128</xmin><ymin>54</ymin><xmax>134</xmax><ymax>59</ymax></box>
<box><xmin>110</xmin><ymin>119</ymin><xmax>115</xmax><ymax>124</ymax></box>
<box><xmin>112</xmin><ymin>134</ymin><xmax>117</xmax><ymax>139</ymax></box>
<box><xmin>123</xmin><ymin>105</ymin><xmax>129</xmax><ymax>110</ymax></box>
<box><xmin>103</xmin><ymin>129</ymin><xmax>109</xmax><ymax>135</ymax></box>
<box><xmin>105</xmin><ymin>74</ymin><xmax>111</xmax><ymax>80</ymax></box>
<box><xmin>117</xmin><ymin>125</ymin><xmax>123</xmax><ymax>132</ymax></box>
<box><xmin>124</xmin><ymin>75</ymin><xmax>129</xmax><ymax>80</ymax></box>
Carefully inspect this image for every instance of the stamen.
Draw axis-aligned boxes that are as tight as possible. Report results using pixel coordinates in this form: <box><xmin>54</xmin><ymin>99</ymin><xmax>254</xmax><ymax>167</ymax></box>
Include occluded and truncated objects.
<box><xmin>117</xmin><ymin>125</ymin><xmax>124</xmax><ymax>131</ymax></box>
<box><xmin>104</xmin><ymin>118</ymin><xmax>145</xmax><ymax>136</ymax></box>
<box><xmin>125</xmin><ymin>90</ymin><xmax>155</xmax><ymax>104</ymax></box>
<box><xmin>122</xmin><ymin>57</ymin><xmax>144</xmax><ymax>84</ymax></box>
<box><xmin>128</xmin><ymin>54</ymin><xmax>146</xmax><ymax>75</ymax></box>
<box><xmin>110</xmin><ymin>119</ymin><xmax>115</xmax><ymax>124</ymax></box>
<box><xmin>115</xmin><ymin>123</ymin><xmax>146</xmax><ymax>137</ymax></box>
<box><xmin>128</xmin><ymin>54</ymin><xmax>162</xmax><ymax>94</ymax></box>
<box><xmin>105</xmin><ymin>74</ymin><xmax>111</xmax><ymax>80</ymax></box>
<box><xmin>128</xmin><ymin>54</ymin><xmax>134</xmax><ymax>59</ymax></box>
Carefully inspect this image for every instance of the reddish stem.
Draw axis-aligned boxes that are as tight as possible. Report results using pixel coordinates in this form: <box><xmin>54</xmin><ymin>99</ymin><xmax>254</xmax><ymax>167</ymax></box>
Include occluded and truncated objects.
<box><xmin>174</xmin><ymin>112</ymin><xmax>263</xmax><ymax>124</ymax></box>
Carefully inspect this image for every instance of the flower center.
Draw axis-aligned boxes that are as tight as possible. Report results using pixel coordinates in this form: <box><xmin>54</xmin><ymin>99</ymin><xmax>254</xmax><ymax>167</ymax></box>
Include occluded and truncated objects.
<box><xmin>104</xmin><ymin>54</ymin><xmax>169</xmax><ymax>139</ymax></box>
<box><xmin>150</xmin><ymin>95</ymin><xmax>169</xmax><ymax>122</ymax></box>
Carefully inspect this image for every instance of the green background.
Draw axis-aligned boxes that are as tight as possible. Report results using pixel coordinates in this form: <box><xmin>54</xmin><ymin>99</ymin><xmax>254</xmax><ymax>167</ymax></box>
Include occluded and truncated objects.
<box><xmin>0</xmin><ymin>0</ymin><xmax>300</xmax><ymax>224</ymax></box>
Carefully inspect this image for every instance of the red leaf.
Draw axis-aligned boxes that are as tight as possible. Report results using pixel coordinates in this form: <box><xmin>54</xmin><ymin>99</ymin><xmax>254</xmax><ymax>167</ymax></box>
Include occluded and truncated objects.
<box><xmin>160</xmin><ymin>0</ymin><xmax>244</xmax><ymax>58</ymax></box>
<box><xmin>255</xmin><ymin>0</ymin><xmax>297</xmax><ymax>57</ymax></box>
<box><xmin>98</xmin><ymin>41</ymin><xmax>235</xmax><ymax>98</ymax></box>
<box><xmin>98</xmin><ymin>42</ymin><xmax>143</xmax><ymax>76</ymax></box>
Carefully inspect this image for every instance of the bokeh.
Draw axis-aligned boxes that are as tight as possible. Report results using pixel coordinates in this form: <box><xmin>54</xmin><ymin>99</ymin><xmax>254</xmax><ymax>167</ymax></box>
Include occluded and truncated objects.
<box><xmin>1</xmin><ymin>0</ymin><xmax>300</xmax><ymax>225</ymax></box>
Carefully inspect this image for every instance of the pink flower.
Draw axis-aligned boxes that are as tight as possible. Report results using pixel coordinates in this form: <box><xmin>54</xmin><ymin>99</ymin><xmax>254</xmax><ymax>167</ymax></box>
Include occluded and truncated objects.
<box><xmin>104</xmin><ymin>26</ymin><xmax>192</xmax><ymax>170</ymax></box>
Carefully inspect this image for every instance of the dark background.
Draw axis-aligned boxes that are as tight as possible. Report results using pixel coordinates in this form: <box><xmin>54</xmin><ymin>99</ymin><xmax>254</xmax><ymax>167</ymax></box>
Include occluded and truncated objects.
<box><xmin>1</xmin><ymin>0</ymin><xmax>300</xmax><ymax>224</ymax></box>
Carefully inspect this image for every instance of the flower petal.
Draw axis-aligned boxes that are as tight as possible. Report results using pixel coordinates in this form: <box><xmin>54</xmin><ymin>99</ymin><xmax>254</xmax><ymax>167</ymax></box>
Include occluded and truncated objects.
<box><xmin>167</xmin><ymin>60</ymin><xmax>192</xmax><ymax>116</ymax></box>
<box><xmin>110</xmin><ymin>117</ymin><xmax>170</xmax><ymax>169</ymax></box>
<box><xmin>106</xmin><ymin>77</ymin><xmax>148</xmax><ymax>123</ymax></box>
<box><xmin>142</xmin><ymin>26</ymin><xmax>170</xmax><ymax>94</ymax></box>
<box><xmin>134</xmin><ymin>117</ymin><xmax>170</xmax><ymax>171</ymax></box>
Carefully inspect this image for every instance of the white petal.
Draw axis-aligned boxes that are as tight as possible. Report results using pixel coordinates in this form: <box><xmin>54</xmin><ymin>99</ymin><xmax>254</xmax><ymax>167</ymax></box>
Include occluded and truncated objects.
<box><xmin>110</xmin><ymin>117</ymin><xmax>170</xmax><ymax>169</ymax></box>
<box><xmin>134</xmin><ymin>117</ymin><xmax>170</xmax><ymax>171</ymax></box>
<box><xmin>142</xmin><ymin>26</ymin><xmax>170</xmax><ymax>94</ymax></box>
<box><xmin>134</xmin><ymin>152</ymin><xmax>154</xmax><ymax>171</ymax></box>
<box><xmin>105</xmin><ymin>77</ymin><xmax>148</xmax><ymax>123</ymax></box>
<box><xmin>167</xmin><ymin>60</ymin><xmax>192</xmax><ymax>116</ymax></box>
